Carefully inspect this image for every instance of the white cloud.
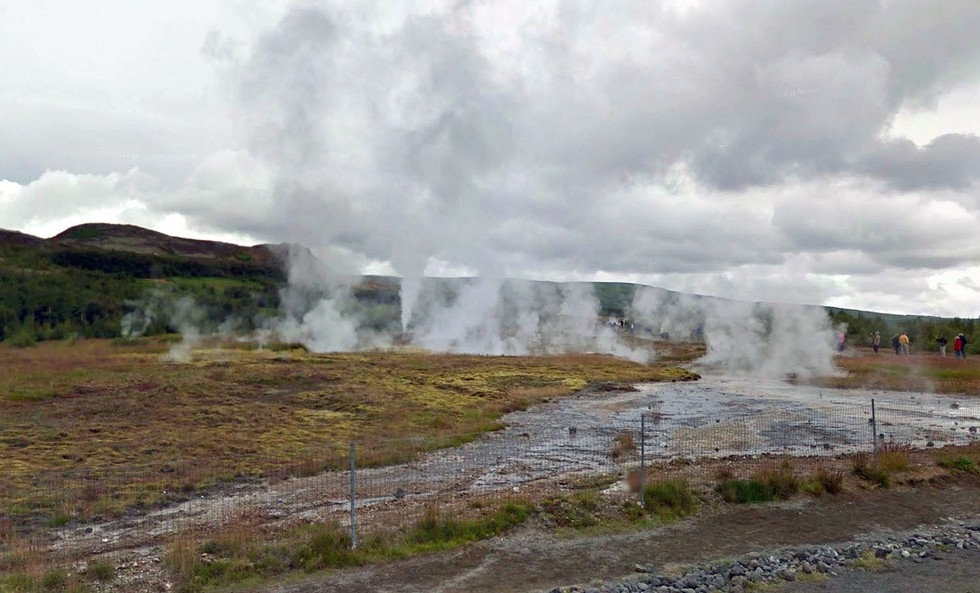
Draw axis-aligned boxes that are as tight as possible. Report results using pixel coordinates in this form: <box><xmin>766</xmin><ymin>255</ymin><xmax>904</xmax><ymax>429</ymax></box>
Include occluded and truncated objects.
<box><xmin>2</xmin><ymin>0</ymin><xmax>980</xmax><ymax>319</ymax></box>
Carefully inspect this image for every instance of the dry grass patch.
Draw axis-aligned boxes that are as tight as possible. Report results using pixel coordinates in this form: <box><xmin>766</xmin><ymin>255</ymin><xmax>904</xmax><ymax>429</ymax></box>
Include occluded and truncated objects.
<box><xmin>0</xmin><ymin>339</ymin><xmax>698</xmax><ymax>527</ymax></box>
<box><xmin>817</xmin><ymin>351</ymin><xmax>980</xmax><ymax>394</ymax></box>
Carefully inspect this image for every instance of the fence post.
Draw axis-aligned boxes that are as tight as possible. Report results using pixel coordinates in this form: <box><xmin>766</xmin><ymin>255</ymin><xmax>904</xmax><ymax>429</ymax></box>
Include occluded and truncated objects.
<box><xmin>639</xmin><ymin>413</ymin><xmax>646</xmax><ymax>507</ymax></box>
<box><xmin>349</xmin><ymin>442</ymin><xmax>357</xmax><ymax>550</ymax></box>
<box><xmin>870</xmin><ymin>399</ymin><xmax>877</xmax><ymax>462</ymax></box>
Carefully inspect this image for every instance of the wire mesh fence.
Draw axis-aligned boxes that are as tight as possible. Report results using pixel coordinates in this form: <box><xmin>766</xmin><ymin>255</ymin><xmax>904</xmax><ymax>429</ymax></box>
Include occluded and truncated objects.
<box><xmin>2</xmin><ymin>395</ymin><xmax>978</xmax><ymax>568</ymax></box>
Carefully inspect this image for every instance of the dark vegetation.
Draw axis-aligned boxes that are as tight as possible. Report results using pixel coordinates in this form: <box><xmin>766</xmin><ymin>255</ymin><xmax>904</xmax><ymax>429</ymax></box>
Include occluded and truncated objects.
<box><xmin>2</xmin><ymin>223</ymin><xmax>977</xmax><ymax>351</ymax></box>
<box><xmin>0</xmin><ymin>224</ymin><xmax>287</xmax><ymax>344</ymax></box>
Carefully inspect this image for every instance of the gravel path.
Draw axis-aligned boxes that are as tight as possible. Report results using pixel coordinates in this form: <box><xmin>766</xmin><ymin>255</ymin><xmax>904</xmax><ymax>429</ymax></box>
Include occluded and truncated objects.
<box><xmin>559</xmin><ymin>520</ymin><xmax>980</xmax><ymax>593</ymax></box>
<box><xmin>254</xmin><ymin>478</ymin><xmax>980</xmax><ymax>593</ymax></box>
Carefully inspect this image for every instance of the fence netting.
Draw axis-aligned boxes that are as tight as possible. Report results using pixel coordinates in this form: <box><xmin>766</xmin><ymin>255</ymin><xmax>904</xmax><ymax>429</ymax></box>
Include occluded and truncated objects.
<box><xmin>2</xmin><ymin>397</ymin><xmax>977</xmax><ymax>567</ymax></box>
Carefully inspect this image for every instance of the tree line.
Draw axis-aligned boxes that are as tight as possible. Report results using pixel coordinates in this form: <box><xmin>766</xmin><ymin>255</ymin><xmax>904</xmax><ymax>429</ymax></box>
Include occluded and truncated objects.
<box><xmin>829</xmin><ymin>308</ymin><xmax>976</xmax><ymax>354</ymax></box>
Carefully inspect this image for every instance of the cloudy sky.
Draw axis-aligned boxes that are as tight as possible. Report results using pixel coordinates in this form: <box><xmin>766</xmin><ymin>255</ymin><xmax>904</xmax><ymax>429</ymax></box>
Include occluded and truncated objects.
<box><xmin>2</xmin><ymin>0</ymin><xmax>980</xmax><ymax>317</ymax></box>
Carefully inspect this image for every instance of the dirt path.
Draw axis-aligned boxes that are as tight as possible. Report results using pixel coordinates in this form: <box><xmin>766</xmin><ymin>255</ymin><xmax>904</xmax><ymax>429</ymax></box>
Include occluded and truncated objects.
<box><xmin>252</xmin><ymin>475</ymin><xmax>980</xmax><ymax>593</ymax></box>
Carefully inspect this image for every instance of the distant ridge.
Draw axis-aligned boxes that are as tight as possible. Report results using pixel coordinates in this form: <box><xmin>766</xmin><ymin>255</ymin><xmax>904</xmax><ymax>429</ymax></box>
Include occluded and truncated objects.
<box><xmin>0</xmin><ymin>228</ymin><xmax>45</xmax><ymax>247</ymax></box>
<box><xmin>47</xmin><ymin>223</ymin><xmax>284</xmax><ymax>266</ymax></box>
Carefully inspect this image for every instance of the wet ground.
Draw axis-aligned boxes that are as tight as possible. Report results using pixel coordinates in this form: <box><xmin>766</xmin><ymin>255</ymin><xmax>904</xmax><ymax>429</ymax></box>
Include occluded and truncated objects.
<box><xmin>51</xmin><ymin>371</ymin><xmax>980</xmax><ymax>557</ymax></box>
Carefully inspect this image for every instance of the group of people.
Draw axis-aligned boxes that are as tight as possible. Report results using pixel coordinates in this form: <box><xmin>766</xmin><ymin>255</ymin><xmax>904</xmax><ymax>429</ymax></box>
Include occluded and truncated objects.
<box><xmin>937</xmin><ymin>333</ymin><xmax>969</xmax><ymax>358</ymax></box>
<box><xmin>869</xmin><ymin>330</ymin><xmax>969</xmax><ymax>357</ymax></box>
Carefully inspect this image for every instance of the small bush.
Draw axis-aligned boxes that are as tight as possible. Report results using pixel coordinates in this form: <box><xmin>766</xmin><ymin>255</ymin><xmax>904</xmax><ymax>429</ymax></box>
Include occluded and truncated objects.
<box><xmin>291</xmin><ymin>522</ymin><xmax>357</xmax><ymax>571</ymax></box>
<box><xmin>938</xmin><ymin>456</ymin><xmax>978</xmax><ymax>473</ymax></box>
<box><xmin>760</xmin><ymin>467</ymin><xmax>799</xmax><ymax>499</ymax></box>
<box><xmin>610</xmin><ymin>431</ymin><xmax>637</xmax><ymax>460</ymax></box>
<box><xmin>853</xmin><ymin>455</ymin><xmax>891</xmax><ymax>488</ymax></box>
<box><xmin>803</xmin><ymin>467</ymin><xmax>844</xmax><ymax>496</ymax></box>
<box><xmin>716</xmin><ymin>478</ymin><xmax>775</xmax><ymax>503</ymax></box>
<box><xmin>9</xmin><ymin>328</ymin><xmax>36</xmax><ymax>348</ymax></box>
<box><xmin>408</xmin><ymin>504</ymin><xmax>530</xmax><ymax>547</ymax></box>
<box><xmin>538</xmin><ymin>495</ymin><xmax>600</xmax><ymax>529</ymax></box>
<box><xmin>643</xmin><ymin>479</ymin><xmax>696</xmax><ymax>519</ymax></box>
<box><xmin>164</xmin><ymin>535</ymin><xmax>202</xmax><ymax>580</ymax></box>
<box><xmin>89</xmin><ymin>560</ymin><xmax>115</xmax><ymax>582</ymax></box>
<box><xmin>716</xmin><ymin>467</ymin><xmax>798</xmax><ymax>503</ymax></box>
<box><xmin>877</xmin><ymin>443</ymin><xmax>911</xmax><ymax>473</ymax></box>
<box><xmin>42</xmin><ymin>568</ymin><xmax>69</xmax><ymax>589</ymax></box>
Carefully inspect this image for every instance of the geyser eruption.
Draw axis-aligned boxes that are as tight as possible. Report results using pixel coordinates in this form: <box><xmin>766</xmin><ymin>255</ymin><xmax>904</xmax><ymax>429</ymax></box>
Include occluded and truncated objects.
<box><xmin>400</xmin><ymin>276</ymin><xmax>420</xmax><ymax>334</ymax></box>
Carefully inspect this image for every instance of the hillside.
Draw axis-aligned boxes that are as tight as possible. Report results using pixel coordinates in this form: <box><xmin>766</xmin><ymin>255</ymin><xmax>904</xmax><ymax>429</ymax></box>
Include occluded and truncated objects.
<box><xmin>52</xmin><ymin>223</ymin><xmax>283</xmax><ymax>265</ymax></box>
<box><xmin>0</xmin><ymin>224</ymin><xmax>975</xmax><ymax>350</ymax></box>
<box><xmin>0</xmin><ymin>224</ymin><xmax>289</xmax><ymax>343</ymax></box>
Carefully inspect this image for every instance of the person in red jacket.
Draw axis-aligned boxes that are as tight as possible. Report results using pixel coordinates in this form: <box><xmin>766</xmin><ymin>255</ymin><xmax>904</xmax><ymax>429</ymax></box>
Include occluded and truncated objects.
<box><xmin>953</xmin><ymin>335</ymin><xmax>963</xmax><ymax>358</ymax></box>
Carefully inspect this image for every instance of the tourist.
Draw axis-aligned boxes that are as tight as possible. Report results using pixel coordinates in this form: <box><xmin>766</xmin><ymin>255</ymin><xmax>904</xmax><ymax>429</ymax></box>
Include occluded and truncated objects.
<box><xmin>936</xmin><ymin>336</ymin><xmax>948</xmax><ymax>357</ymax></box>
<box><xmin>954</xmin><ymin>334</ymin><xmax>963</xmax><ymax>358</ymax></box>
<box><xmin>872</xmin><ymin>331</ymin><xmax>880</xmax><ymax>354</ymax></box>
<box><xmin>899</xmin><ymin>333</ymin><xmax>910</xmax><ymax>356</ymax></box>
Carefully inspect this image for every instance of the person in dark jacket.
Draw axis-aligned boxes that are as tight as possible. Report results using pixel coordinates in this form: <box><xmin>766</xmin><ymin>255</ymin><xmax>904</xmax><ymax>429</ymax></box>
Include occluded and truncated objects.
<box><xmin>937</xmin><ymin>336</ymin><xmax>948</xmax><ymax>357</ymax></box>
<box><xmin>892</xmin><ymin>334</ymin><xmax>900</xmax><ymax>355</ymax></box>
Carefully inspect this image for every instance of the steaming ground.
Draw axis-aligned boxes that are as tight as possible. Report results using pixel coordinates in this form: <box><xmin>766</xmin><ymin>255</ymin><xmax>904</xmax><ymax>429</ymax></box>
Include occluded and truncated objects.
<box><xmin>129</xmin><ymin>266</ymin><xmax>845</xmax><ymax>375</ymax></box>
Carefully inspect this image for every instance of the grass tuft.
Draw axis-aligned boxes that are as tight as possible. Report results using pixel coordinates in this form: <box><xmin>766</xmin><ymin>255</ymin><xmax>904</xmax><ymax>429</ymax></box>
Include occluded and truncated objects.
<box><xmin>938</xmin><ymin>455</ymin><xmax>978</xmax><ymax>473</ymax></box>
<box><xmin>852</xmin><ymin>453</ymin><xmax>891</xmax><ymax>488</ymax></box>
<box><xmin>642</xmin><ymin>479</ymin><xmax>697</xmax><ymax>519</ymax></box>
<box><xmin>610</xmin><ymin>430</ymin><xmax>638</xmax><ymax>461</ymax></box>
<box><xmin>715</xmin><ymin>465</ymin><xmax>799</xmax><ymax>504</ymax></box>
<box><xmin>877</xmin><ymin>443</ymin><xmax>912</xmax><ymax>473</ymax></box>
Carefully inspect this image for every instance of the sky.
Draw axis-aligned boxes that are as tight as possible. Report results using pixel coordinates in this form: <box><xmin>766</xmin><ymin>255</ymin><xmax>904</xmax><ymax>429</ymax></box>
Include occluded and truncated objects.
<box><xmin>1</xmin><ymin>0</ymin><xmax>979</xmax><ymax>318</ymax></box>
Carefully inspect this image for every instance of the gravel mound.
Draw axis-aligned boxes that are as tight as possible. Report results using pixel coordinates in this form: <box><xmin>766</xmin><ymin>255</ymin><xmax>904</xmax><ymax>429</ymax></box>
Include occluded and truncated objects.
<box><xmin>551</xmin><ymin>521</ymin><xmax>980</xmax><ymax>593</ymax></box>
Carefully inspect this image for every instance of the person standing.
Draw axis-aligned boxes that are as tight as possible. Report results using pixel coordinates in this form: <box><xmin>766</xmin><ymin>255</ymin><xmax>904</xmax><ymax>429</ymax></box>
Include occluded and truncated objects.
<box><xmin>892</xmin><ymin>334</ymin><xmax>901</xmax><ymax>355</ymax></box>
<box><xmin>937</xmin><ymin>336</ymin><xmax>948</xmax><ymax>357</ymax></box>
<box><xmin>960</xmin><ymin>333</ymin><xmax>968</xmax><ymax>359</ymax></box>
<box><xmin>872</xmin><ymin>331</ymin><xmax>881</xmax><ymax>354</ymax></box>
<box><xmin>899</xmin><ymin>333</ymin><xmax>910</xmax><ymax>356</ymax></box>
<box><xmin>953</xmin><ymin>334</ymin><xmax>963</xmax><ymax>358</ymax></box>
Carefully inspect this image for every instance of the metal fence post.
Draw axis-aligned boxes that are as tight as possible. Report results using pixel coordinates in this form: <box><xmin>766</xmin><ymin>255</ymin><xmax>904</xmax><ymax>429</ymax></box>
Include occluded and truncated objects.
<box><xmin>871</xmin><ymin>399</ymin><xmax>878</xmax><ymax>462</ymax></box>
<box><xmin>349</xmin><ymin>442</ymin><xmax>357</xmax><ymax>550</ymax></box>
<box><xmin>639</xmin><ymin>413</ymin><xmax>646</xmax><ymax>507</ymax></box>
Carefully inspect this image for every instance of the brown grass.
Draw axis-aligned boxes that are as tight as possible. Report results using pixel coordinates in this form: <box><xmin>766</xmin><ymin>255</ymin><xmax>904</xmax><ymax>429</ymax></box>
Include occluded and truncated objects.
<box><xmin>815</xmin><ymin>348</ymin><xmax>980</xmax><ymax>394</ymax></box>
<box><xmin>0</xmin><ymin>338</ymin><xmax>700</xmax><ymax>524</ymax></box>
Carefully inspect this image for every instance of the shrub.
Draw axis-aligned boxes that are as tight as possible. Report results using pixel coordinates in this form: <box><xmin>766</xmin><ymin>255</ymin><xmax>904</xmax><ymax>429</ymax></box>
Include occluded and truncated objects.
<box><xmin>813</xmin><ymin>467</ymin><xmax>844</xmax><ymax>494</ymax></box>
<box><xmin>643</xmin><ymin>479</ymin><xmax>696</xmax><ymax>519</ymax></box>
<box><xmin>42</xmin><ymin>568</ymin><xmax>69</xmax><ymax>589</ymax></box>
<box><xmin>760</xmin><ymin>467</ymin><xmax>799</xmax><ymax>499</ymax></box>
<box><xmin>610</xmin><ymin>430</ymin><xmax>637</xmax><ymax>460</ymax></box>
<box><xmin>877</xmin><ymin>443</ymin><xmax>911</xmax><ymax>473</ymax></box>
<box><xmin>9</xmin><ymin>327</ymin><xmax>36</xmax><ymax>348</ymax></box>
<box><xmin>716</xmin><ymin>478</ymin><xmax>775</xmax><ymax>503</ymax></box>
<box><xmin>89</xmin><ymin>560</ymin><xmax>115</xmax><ymax>582</ymax></box>
<box><xmin>291</xmin><ymin>522</ymin><xmax>356</xmax><ymax>571</ymax></box>
<box><xmin>164</xmin><ymin>535</ymin><xmax>201</xmax><ymax>580</ymax></box>
<box><xmin>938</xmin><ymin>456</ymin><xmax>978</xmax><ymax>473</ymax></box>
<box><xmin>716</xmin><ymin>467</ymin><xmax>798</xmax><ymax>504</ymax></box>
<box><xmin>852</xmin><ymin>454</ymin><xmax>891</xmax><ymax>488</ymax></box>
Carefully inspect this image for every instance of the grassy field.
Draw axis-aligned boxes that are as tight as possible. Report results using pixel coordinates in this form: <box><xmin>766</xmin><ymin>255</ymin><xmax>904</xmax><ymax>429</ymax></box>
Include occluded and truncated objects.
<box><xmin>812</xmin><ymin>348</ymin><xmax>980</xmax><ymax>394</ymax></box>
<box><xmin>0</xmin><ymin>338</ymin><xmax>699</xmax><ymax>523</ymax></box>
<box><xmin>4</xmin><ymin>340</ymin><xmax>980</xmax><ymax>592</ymax></box>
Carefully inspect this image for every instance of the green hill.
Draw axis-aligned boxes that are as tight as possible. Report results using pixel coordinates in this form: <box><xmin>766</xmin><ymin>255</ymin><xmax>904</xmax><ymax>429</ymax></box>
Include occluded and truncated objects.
<box><xmin>0</xmin><ymin>224</ymin><xmax>975</xmax><ymax>351</ymax></box>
